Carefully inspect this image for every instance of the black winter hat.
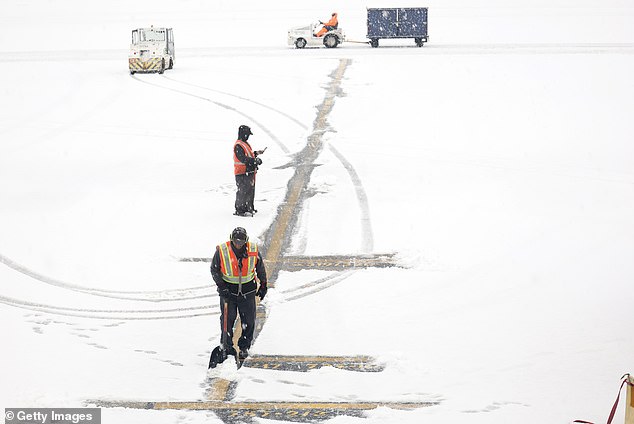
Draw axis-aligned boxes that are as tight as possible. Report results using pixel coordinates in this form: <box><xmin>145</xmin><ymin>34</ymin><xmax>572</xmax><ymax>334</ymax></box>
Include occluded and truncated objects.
<box><xmin>230</xmin><ymin>227</ymin><xmax>248</xmax><ymax>242</ymax></box>
<box><xmin>238</xmin><ymin>125</ymin><xmax>253</xmax><ymax>140</ymax></box>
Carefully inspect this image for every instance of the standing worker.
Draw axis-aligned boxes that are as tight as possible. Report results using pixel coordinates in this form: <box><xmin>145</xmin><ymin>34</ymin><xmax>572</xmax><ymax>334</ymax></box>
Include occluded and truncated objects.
<box><xmin>234</xmin><ymin>125</ymin><xmax>265</xmax><ymax>217</ymax></box>
<box><xmin>315</xmin><ymin>12</ymin><xmax>338</xmax><ymax>37</ymax></box>
<box><xmin>209</xmin><ymin>227</ymin><xmax>268</xmax><ymax>368</ymax></box>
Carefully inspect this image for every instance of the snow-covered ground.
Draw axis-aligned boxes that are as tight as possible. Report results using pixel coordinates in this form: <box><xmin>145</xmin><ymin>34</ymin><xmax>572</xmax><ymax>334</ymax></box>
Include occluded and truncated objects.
<box><xmin>1</xmin><ymin>1</ymin><xmax>633</xmax><ymax>423</ymax></box>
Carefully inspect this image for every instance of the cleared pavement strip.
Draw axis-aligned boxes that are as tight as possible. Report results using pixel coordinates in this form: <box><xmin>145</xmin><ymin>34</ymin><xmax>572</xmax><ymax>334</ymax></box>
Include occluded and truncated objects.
<box><xmin>179</xmin><ymin>253</ymin><xmax>401</xmax><ymax>271</ymax></box>
<box><xmin>273</xmin><ymin>254</ymin><xmax>400</xmax><ymax>271</ymax></box>
<box><xmin>241</xmin><ymin>354</ymin><xmax>386</xmax><ymax>372</ymax></box>
<box><xmin>92</xmin><ymin>400</ymin><xmax>439</xmax><ymax>421</ymax></box>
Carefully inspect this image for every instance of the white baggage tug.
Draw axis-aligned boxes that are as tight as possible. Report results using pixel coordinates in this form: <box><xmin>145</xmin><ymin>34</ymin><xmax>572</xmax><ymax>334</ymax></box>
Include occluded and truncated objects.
<box><xmin>287</xmin><ymin>23</ymin><xmax>345</xmax><ymax>49</ymax></box>
<box><xmin>129</xmin><ymin>26</ymin><xmax>175</xmax><ymax>74</ymax></box>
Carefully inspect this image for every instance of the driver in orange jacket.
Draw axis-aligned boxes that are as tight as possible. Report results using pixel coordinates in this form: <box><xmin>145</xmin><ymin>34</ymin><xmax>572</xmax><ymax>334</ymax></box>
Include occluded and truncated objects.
<box><xmin>315</xmin><ymin>13</ymin><xmax>338</xmax><ymax>37</ymax></box>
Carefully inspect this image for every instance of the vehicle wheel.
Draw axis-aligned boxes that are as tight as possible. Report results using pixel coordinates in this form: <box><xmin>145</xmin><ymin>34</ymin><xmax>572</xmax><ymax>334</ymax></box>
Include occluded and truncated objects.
<box><xmin>370</xmin><ymin>39</ymin><xmax>379</xmax><ymax>48</ymax></box>
<box><xmin>158</xmin><ymin>59</ymin><xmax>165</xmax><ymax>74</ymax></box>
<box><xmin>415</xmin><ymin>38</ymin><xmax>425</xmax><ymax>47</ymax></box>
<box><xmin>324</xmin><ymin>34</ymin><xmax>339</xmax><ymax>48</ymax></box>
<box><xmin>130</xmin><ymin>70</ymin><xmax>136</xmax><ymax>75</ymax></box>
<box><xmin>295</xmin><ymin>38</ymin><xmax>307</xmax><ymax>49</ymax></box>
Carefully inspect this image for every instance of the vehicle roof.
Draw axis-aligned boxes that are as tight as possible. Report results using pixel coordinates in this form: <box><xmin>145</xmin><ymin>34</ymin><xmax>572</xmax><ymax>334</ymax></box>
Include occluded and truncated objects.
<box><xmin>134</xmin><ymin>27</ymin><xmax>172</xmax><ymax>31</ymax></box>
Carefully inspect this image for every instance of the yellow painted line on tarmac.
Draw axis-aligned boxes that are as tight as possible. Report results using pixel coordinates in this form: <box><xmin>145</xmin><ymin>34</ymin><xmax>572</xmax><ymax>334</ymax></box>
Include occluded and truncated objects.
<box><xmin>92</xmin><ymin>399</ymin><xmax>439</xmax><ymax>422</ymax></box>
<box><xmin>247</xmin><ymin>355</ymin><xmax>375</xmax><ymax>363</ymax></box>
<box><xmin>263</xmin><ymin>171</ymin><xmax>305</xmax><ymax>280</ymax></box>
<box><xmin>152</xmin><ymin>401</ymin><xmax>427</xmax><ymax>410</ymax></box>
<box><xmin>93</xmin><ymin>400</ymin><xmax>437</xmax><ymax>411</ymax></box>
<box><xmin>241</xmin><ymin>354</ymin><xmax>385</xmax><ymax>372</ymax></box>
<box><xmin>180</xmin><ymin>253</ymin><xmax>401</xmax><ymax>271</ymax></box>
<box><xmin>206</xmin><ymin>378</ymin><xmax>232</xmax><ymax>401</ymax></box>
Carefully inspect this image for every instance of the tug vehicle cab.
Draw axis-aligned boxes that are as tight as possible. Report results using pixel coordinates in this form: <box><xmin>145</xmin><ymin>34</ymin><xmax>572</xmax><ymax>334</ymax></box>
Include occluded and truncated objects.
<box><xmin>129</xmin><ymin>26</ymin><xmax>175</xmax><ymax>74</ymax></box>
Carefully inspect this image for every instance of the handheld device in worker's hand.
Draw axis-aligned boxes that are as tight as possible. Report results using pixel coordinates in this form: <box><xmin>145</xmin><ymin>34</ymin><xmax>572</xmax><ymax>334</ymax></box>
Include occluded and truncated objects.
<box><xmin>255</xmin><ymin>147</ymin><xmax>267</xmax><ymax>155</ymax></box>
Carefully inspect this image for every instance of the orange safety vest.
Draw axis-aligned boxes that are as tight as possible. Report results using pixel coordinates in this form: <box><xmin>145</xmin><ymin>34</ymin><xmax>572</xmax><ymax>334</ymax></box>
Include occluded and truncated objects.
<box><xmin>234</xmin><ymin>140</ymin><xmax>256</xmax><ymax>175</ymax></box>
<box><xmin>324</xmin><ymin>14</ymin><xmax>338</xmax><ymax>28</ymax></box>
<box><xmin>217</xmin><ymin>241</ymin><xmax>259</xmax><ymax>284</ymax></box>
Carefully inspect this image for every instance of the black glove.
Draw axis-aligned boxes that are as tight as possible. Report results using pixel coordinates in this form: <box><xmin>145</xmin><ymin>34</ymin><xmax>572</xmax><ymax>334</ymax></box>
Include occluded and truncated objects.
<box><xmin>217</xmin><ymin>284</ymin><xmax>230</xmax><ymax>298</ymax></box>
<box><xmin>255</xmin><ymin>157</ymin><xmax>262</xmax><ymax>166</ymax></box>
<box><xmin>256</xmin><ymin>284</ymin><xmax>267</xmax><ymax>300</ymax></box>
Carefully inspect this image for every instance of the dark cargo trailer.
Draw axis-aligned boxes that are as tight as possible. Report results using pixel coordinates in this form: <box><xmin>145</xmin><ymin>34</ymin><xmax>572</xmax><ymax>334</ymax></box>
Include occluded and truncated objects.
<box><xmin>367</xmin><ymin>7</ymin><xmax>428</xmax><ymax>48</ymax></box>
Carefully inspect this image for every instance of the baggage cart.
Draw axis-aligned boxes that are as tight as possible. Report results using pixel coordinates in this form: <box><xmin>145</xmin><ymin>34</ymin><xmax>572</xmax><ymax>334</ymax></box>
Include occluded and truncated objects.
<box><xmin>367</xmin><ymin>7</ymin><xmax>428</xmax><ymax>48</ymax></box>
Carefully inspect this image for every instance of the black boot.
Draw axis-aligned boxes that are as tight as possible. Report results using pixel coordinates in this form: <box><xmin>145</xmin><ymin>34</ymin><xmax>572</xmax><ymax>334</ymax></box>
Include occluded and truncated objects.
<box><xmin>239</xmin><ymin>348</ymin><xmax>249</xmax><ymax>361</ymax></box>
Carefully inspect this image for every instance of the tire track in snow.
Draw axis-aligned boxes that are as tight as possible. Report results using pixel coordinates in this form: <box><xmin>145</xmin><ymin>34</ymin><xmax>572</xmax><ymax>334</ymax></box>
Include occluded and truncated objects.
<box><xmin>161</xmin><ymin>75</ymin><xmax>309</xmax><ymax>131</ymax></box>
<box><xmin>131</xmin><ymin>75</ymin><xmax>290</xmax><ymax>154</ymax></box>
<box><xmin>328</xmin><ymin>144</ymin><xmax>374</xmax><ymax>252</ymax></box>
<box><xmin>0</xmin><ymin>294</ymin><xmax>217</xmax><ymax>320</ymax></box>
<box><xmin>0</xmin><ymin>253</ymin><xmax>212</xmax><ymax>302</ymax></box>
<box><xmin>280</xmin><ymin>270</ymin><xmax>355</xmax><ymax>301</ymax></box>
<box><xmin>0</xmin><ymin>268</ymin><xmax>352</xmax><ymax>320</ymax></box>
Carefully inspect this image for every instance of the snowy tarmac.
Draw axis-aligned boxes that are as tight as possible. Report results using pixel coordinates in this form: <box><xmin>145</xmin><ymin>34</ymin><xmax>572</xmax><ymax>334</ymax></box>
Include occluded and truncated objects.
<box><xmin>2</xmin><ymin>1</ymin><xmax>634</xmax><ymax>423</ymax></box>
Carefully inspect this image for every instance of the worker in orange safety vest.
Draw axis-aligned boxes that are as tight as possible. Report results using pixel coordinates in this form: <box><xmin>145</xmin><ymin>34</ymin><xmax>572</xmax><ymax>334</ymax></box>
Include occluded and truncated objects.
<box><xmin>209</xmin><ymin>227</ymin><xmax>267</xmax><ymax>367</ymax></box>
<box><xmin>233</xmin><ymin>125</ymin><xmax>265</xmax><ymax>217</ymax></box>
<box><xmin>315</xmin><ymin>12</ymin><xmax>338</xmax><ymax>37</ymax></box>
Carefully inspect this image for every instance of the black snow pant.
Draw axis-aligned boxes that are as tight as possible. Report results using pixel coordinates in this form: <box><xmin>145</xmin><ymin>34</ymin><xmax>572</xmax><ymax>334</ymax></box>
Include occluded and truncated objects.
<box><xmin>219</xmin><ymin>292</ymin><xmax>256</xmax><ymax>352</ymax></box>
<box><xmin>235</xmin><ymin>173</ymin><xmax>256</xmax><ymax>214</ymax></box>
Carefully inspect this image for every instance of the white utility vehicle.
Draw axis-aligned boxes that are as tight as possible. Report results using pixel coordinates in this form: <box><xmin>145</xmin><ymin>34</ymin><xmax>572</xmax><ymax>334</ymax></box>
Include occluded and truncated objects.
<box><xmin>287</xmin><ymin>23</ymin><xmax>345</xmax><ymax>49</ymax></box>
<box><xmin>129</xmin><ymin>26</ymin><xmax>175</xmax><ymax>75</ymax></box>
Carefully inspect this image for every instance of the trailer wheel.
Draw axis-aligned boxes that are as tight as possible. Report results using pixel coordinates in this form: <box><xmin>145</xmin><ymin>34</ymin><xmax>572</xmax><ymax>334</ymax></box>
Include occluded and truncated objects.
<box><xmin>158</xmin><ymin>59</ymin><xmax>165</xmax><ymax>74</ymax></box>
<box><xmin>415</xmin><ymin>38</ymin><xmax>425</xmax><ymax>47</ymax></box>
<box><xmin>295</xmin><ymin>38</ymin><xmax>307</xmax><ymax>49</ymax></box>
<box><xmin>324</xmin><ymin>34</ymin><xmax>339</xmax><ymax>48</ymax></box>
<box><xmin>370</xmin><ymin>39</ymin><xmax>379</xmax><ymax>48</ymax></box>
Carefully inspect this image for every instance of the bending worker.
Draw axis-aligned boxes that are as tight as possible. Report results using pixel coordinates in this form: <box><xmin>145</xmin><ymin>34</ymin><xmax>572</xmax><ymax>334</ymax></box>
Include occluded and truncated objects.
<box><xmin>234</xmin><ymin>125</ymin><xmax>265</xmax><ymax>217</ymax></box>
<box><xmin>210</xmin><ymin>227</ymin><xmax>268</xmax><ymax>363</ymax></box>
<box><xmin>315</xmin><ymin>12</ymin><xmax>338</xmax><ymax>37</ymax></box>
